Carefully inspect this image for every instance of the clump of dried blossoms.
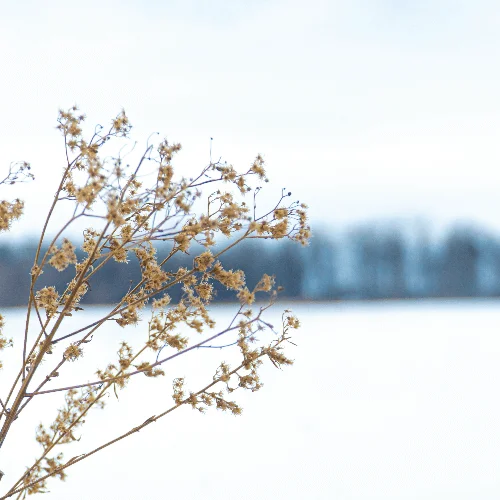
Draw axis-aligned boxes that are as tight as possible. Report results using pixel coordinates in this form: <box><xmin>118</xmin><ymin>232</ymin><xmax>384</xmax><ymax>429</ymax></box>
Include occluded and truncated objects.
<box><xmin>0</xmin><ymin>107</ymin><xmax>310</xmax><ymax>498</ymax></box>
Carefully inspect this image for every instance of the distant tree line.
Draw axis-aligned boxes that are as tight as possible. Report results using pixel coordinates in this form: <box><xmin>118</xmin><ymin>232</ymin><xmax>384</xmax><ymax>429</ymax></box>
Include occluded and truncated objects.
<box><xmin>1</xmin><ymin>221</ymin><xmax>500</xmax><ymax>306</ymax></box>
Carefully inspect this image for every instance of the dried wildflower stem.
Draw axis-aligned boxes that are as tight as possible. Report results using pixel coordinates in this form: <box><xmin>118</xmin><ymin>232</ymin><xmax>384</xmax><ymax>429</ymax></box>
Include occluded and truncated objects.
<box><xmin>0</xmin><ymin>107</ymin><xmax>310</xmax><ymax>497</ymax></box>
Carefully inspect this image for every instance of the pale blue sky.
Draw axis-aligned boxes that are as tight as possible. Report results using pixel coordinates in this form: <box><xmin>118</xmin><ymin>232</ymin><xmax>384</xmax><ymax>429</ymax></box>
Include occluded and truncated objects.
<box><xmin>1</xmin><ymin>0</ymin><xmax>500</xmax><ymax>238</ymax></box>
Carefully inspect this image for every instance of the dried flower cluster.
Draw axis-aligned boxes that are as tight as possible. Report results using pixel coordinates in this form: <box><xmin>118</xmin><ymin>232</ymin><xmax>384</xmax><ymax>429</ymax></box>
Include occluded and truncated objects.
<box><xmin>0</xmin><ymin>315</ymin><xmax>12</xmax><ymax>371</ymax></box>
<box><xmin>0</xmin><ymin>162</ymin><xmax>33</xmax><ymax>233</ymax></box>
<box><xmin>0</xmin><ymin>108</ymin><xmax>310</xmax><ymax>499</ymax></box>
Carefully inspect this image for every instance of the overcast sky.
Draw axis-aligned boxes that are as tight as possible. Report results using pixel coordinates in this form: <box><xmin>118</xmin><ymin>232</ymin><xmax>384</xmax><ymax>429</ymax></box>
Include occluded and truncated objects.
<box><xmin>1</xmin><ymin>0</ymin><xmax>500</xmax><ymax>240</ymax></box>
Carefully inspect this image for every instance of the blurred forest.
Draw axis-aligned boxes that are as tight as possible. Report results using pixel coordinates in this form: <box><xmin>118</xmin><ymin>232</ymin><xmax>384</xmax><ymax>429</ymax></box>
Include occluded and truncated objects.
<box><xmin>0</xmin><ymin>221</ymin><xmax>499</xmax><ymax>306</ymax></box>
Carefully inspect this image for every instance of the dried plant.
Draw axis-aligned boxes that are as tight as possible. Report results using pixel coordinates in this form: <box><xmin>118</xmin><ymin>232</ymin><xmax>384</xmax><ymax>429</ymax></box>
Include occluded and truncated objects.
<box><xmin>0</xmin><ymin>107</ymin><xmax>310</xmax><ymax>498</ymax></box>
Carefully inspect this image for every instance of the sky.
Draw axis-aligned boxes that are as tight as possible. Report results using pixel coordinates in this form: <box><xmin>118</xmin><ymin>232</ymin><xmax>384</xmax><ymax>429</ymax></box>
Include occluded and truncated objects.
<box><xmin>1</xmin><ymin>0</ymin><xmax>500</xmax><ymax>240</ymax></box>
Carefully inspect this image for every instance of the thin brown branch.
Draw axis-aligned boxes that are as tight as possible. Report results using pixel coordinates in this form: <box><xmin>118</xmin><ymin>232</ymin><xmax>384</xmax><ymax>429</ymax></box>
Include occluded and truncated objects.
<box><xmin>24</xmin><ymin>312</ymin><xmax>264</xmax><ymax>398</ymax></box>
<box><xmin>3</xmin><ymin>354</ymin><xmax>265</xmax><ymax>499</ymax></box>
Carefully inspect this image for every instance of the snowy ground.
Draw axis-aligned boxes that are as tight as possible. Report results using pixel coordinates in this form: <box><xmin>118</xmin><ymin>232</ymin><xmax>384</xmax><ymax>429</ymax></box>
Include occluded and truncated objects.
<box><xmin>2</xmin><ymin>299</ymin><xmax>500</xmax><ymax>499</ymax></box>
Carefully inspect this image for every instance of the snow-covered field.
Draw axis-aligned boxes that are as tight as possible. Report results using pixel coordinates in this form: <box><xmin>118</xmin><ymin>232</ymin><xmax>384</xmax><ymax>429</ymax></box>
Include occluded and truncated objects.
<box><xmin>2</xmin><ymin>299</ymin><xmax>500</xmax><ymax>499</ymax></box>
